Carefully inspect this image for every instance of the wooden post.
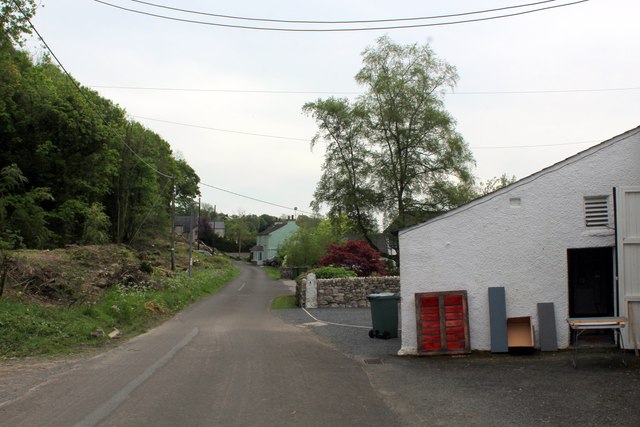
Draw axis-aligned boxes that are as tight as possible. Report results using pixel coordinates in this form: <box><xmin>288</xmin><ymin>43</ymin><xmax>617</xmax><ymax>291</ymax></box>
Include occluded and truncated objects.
<box><xmin>188</xmin><ymin>203</ymin><xmax>193</xmax><ymax>279</ymax></box>
<box><xmin>170</xmin><ymin>176</ymin><xmax>176</xmax><ymax>271</ymax></box>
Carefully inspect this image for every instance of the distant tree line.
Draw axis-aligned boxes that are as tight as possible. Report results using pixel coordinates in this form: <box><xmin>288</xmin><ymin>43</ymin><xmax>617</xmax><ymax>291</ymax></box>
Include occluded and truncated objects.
<box><xmin>0</xmin><ymin>6</ymin><xmax>199</xmax><ymax>249</ymax></box>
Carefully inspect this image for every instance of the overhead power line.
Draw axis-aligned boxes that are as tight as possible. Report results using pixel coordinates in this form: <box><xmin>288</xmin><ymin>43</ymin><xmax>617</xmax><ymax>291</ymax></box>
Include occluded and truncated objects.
<box><xmin>135</xmin><ymin>114</ymin><xmax>600</xmax><ymax>150</ymax></box>
<box><xmin>200</xmin><ymin>182</ymin><xmax>313</xmax><ymax>215</ymax></box>
<box><xmin>133</xmin><ymin>115</ymin><xmax>310</xmax><ymax>142</ymax></box>
<box><xmin>93</xmin><ymin>84</ymin><xmax>640</xmax><ymax>96</ymax></box>
<box><xmin>473</xmin><ymin>140</ymin><xmax>598</xmax><ymax>149</ymax></box>
<box><xmin>453</xmin><ymin>87</ymin><xmax>640</xmax><ymax>95</ymax></box>
<box><xmin>94</xmin><ymin>0</ymin><xmax>589</xmax><ymax>32</ymax></box>
<box><xmin>126</xmin><ymin>0</ymin><xmax>561</xmax><ymax>25</ymax></box>
<box><xmin>92</xmin><ymin>85</ymin><xmax>359</xmax><ymax>95</ymax></box>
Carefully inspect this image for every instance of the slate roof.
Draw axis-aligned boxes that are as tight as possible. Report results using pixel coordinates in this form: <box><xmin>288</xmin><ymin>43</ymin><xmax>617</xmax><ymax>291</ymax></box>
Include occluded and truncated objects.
<box><xmin>257</xmin><ymin>222</ymin><xmax>287</xmax><ymax>236</ymax></box>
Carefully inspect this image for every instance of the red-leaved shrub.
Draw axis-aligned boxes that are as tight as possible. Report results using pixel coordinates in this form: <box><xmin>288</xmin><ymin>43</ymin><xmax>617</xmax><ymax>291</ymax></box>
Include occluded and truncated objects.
<box><xmin>318</xmin><ymin>240</ymin><xmax>387</xmax><ymax>277</ymax></box>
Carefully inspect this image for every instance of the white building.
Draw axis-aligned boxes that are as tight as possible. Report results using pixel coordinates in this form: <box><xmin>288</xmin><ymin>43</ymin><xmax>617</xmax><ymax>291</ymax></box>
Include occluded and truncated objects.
<box><xmin>399</xmin><ymin>126</ymin><xmax>640</xmax><ymax>354</ymax></box>
<box><xmin>250</xmin><ymin>218</ymin><xmax>299</xmax><ymax>266</ymax></box>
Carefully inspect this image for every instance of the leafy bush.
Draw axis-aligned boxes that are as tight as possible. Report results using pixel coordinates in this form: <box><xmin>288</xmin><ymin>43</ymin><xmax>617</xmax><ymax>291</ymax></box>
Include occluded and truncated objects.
<box><xmin>308</xmin><ymin>266</ymin><xmax>357</xmax><ymax>279</ymax></box>
<box><xmin>318</xmin><ymin>240</ymin><xmax>387</xmax><ymax>277</ymax></box>
<box><xmin>278</xmin><ymin>218</ymin><xmax>343</xmax><ymax>267</ymax></box>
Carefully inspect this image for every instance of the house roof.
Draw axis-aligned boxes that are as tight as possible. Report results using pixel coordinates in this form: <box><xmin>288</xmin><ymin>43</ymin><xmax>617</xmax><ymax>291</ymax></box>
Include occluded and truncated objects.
<box><xmin>400</xmin><ymin>125</ymin><xmax>640</xmax><ymax>237</ymax></box>
<box><xmin>174</xmin><ymin>215</ymin><xmax>197</xmax><ymax>232</ymax></box>
<box><xmin>258</xmin><ymin>222</ymin><xmax>288</xmax><ymax>236</ymax></box>
<box><xmin>250</xmin><ymin>245</ymin><xmax>264</xmax><ymax>252</ymax></box>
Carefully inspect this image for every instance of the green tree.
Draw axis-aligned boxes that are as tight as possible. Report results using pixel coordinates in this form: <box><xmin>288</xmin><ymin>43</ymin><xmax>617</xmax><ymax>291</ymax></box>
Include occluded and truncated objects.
<box><xmin>174</xmin><ymin>158</ymin><xmax>200</xmax><ymax>214</ymax></box>
<box><xmin>0</xmin><ymin>0</ymin><xmax>37</xmax><ymax>46</ymax></box>
<box><xmin>304</xmin><ymin>98</ymin><xmax>380</xmax><ymax>246</ymax></box>
<box><xmin>278</xmin><ymin>218</ymin><xmax>343</xmax><ymax>267</ymax></box>
<box><xmin>258</xmin><ymin>214</ymin><xmax>277</xmax><ymax>232</ymax></box>
<box><xmin>0</xmin><ymin>164</ymin><xmax>52</xmax><ymax>248</ymax></box>
<box><xmin>225</xmin><ymin>213</ymin><xmax>253</xmax><ymax>253</ymax></box>
<box><xmin>81</xmin><ymin>202</ymin><xmax>111</xmax><ymax>244</ymax></box>
<box><xmin>477</xmin><ymin>174</ymin><xmax>517</xmax><ymax>196</ymax></box>
<box><xmin>357</xmin><ymin>36</ymin><xmax>474</xmax><ymax>229</ymax></box>
<box><xmin>306</xmin><ymin>37</ymin><xmax>475</xmax><ymax>251</ymax></box>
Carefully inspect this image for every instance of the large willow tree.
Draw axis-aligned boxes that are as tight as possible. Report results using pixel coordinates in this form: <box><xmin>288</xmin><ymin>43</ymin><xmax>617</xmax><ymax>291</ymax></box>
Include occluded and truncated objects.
<box><xmin>305</xmin><ymin>36</ymin><xmax>475</xmax><ymax>250</ymax></box>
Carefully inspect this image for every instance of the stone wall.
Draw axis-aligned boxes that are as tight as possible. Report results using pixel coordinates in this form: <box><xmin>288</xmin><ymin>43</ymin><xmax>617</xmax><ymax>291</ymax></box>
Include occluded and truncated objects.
<box><xmin>297</xmin><ymin>276</ymin><xmax>400</xmax><ymax>308</ymax></box>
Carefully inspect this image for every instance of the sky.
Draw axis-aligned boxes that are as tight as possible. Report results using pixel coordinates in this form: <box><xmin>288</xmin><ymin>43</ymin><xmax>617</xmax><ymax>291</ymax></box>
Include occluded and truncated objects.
<box><xmin>25</xmin><ymin>0</ymin><xmax>640</xmax><ymax>220</ymax></box>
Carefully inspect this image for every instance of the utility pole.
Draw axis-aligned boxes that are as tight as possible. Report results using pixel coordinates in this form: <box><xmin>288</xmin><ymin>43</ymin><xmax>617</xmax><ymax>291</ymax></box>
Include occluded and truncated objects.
<box><xmin>188</xmin><ymin>202</ymin><xmax>193</xmax><ymax>279</ymax></box>
<box><xmin>197</xmin><ymin>196</ymin><xmax>201</xmax><ymax>250</ymax></box>
<box><xmin>211</xmin><ymin>205</ymin><xmax>216</xmax><ymax>252</ymax></box>
<box><xmin>170</xmin><ymin>176</ymin><xmax>176</xmax><ymax>271</ymax></box>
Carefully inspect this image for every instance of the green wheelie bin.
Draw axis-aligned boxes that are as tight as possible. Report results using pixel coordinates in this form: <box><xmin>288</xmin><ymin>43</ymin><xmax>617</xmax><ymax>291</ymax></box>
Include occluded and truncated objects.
<box><xmin>367</xmin><ymin>292</ymin><xmax>400</xmax><ymax>339</ymax></box>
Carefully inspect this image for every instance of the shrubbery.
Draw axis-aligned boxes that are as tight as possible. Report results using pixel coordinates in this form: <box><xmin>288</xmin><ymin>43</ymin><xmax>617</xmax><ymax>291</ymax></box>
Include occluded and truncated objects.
<box><xmin>318</xmin><ymin>240</ymin><xmax>387</xmax><ymax>277</ymax></box>
<box><xmin>308</xmin><ymin>266</ymin><xmax>357</xmax><ymax>279</ymax></box>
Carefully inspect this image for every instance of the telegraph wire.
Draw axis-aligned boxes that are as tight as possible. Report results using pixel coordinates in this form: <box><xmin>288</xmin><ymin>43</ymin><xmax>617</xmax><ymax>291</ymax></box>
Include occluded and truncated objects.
<box><xmin>199</xmin><ymin>182</ymin><xmax>314</xmax><ymax>215</ymax></box>
<box><xmin>473</xmin><ymin>140</ymin><xmax>598</xmax><ymax>149</ymax></box>
<box><xmin>11</xmin><ymin>1</ymin><xmax>174</xmax><ymax>179</ymax></box>
<box><xmin>133</xmin><ymin>114</ymin><xmax>602</xmax><ymax>150</ymax></box>
<box><xmin>92</xmin><ymin>86</ymin><xmax>359</xmax><ymax>95</ymax></box>
<box><xmin>126</xmin><ymin>0</ymin><xmax>562</xmax><ymax>25</ymax></box>
<box><xmin>133</xmin><ymin>115</ymin><xmax>310</xmax><ymax>142</ymax></box>
<box><xmin>453</xmin><ymin>87</ymin><xmax>640</xmax><ymax>95</ymax></box>
<box><xmin>94</xmin><ymin>0</ymin><xmax>589</xmax><ymax>32</ymax></box>
<box><xmin>92</xmin><ymin>84</ymin><xmax>640</xmax><ymax>96</ymax></box>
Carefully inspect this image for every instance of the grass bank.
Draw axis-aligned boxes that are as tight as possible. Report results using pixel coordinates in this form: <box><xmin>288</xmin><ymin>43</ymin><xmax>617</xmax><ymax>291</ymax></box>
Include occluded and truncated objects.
<box><xmin>271</xmin><ymin>294</ymin><xmax>296</xmax><ymax>309</ymax></box>
<box><xmin>263</xmin><ymin>266</ymin><xmax>281</xmax><ymax>280</ymax></box>
<box><xmin>0</xmin><ymin>253</ymin><xmax>238</xmax><ymax>358</ymax></box>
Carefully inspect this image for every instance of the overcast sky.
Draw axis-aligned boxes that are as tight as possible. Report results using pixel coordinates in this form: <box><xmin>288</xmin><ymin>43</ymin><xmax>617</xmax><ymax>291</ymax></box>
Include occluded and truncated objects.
<box><xmin>26</xmin><ymin>0</ymin><xmax>640</xmax><ymax>220</ymax></box>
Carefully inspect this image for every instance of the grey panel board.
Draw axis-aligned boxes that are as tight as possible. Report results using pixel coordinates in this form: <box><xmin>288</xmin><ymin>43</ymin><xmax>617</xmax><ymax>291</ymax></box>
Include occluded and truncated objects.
<box><xmin>537</xmin><ymin>302</ymin><xmax>558</xmax><ymax>351</ymax></box>
<box><xmin>488</xmin><ymin>287</ymin><xmax>508</xmax><ymax>353</ymax></box>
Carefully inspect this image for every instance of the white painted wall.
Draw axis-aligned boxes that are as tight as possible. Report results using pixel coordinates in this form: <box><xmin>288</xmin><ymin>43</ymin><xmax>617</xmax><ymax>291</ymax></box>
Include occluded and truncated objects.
<box><xmin>399</xmin><ymin>127</ymin><xmax>640</xmax><ymax>354</ymax></box>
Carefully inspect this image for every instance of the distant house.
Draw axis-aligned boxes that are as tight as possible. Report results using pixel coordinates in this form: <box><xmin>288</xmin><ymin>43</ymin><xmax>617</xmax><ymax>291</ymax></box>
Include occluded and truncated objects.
<box><xmin>174</xmin><ymin>216</ymin><xmax>198</xmax><ymax>241</ymax></box>
<box><xmin>250</xmin><ymin>217</ymin><xmax>299</xmax><ymax>265</ymax></box>
<box><xmin>174</xmin><ymin>217</ymin><xmax>224</xmax><ymax>241</ymax></box>
<box><xmin>398</xmin><ymin>126</ymin><xmax>640</xmax><ymax>354</ymax></box>
<box><xmin>209</xmin><ymin>221</ymin><xmax>225</xmax><ymax>238</ymax></box>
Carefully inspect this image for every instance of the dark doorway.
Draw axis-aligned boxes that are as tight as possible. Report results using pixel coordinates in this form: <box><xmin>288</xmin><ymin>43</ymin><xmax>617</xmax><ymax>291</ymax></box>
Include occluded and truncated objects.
<box><xmin>568</xmin><ymin>247</ymin><xmax>614</xmax><ymax>318</ymax></box>
<box><xmin>568</xmin><ymin>247</ymin><xmax>615</xmax><ymax>345</ymax></box>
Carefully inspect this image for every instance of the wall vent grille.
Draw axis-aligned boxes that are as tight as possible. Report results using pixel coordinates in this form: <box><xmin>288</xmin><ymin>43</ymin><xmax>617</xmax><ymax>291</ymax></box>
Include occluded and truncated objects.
<box><xmin>584</xmin><ymin>196</ymin><xmax>609</xmax><ymax>227</ymax></box>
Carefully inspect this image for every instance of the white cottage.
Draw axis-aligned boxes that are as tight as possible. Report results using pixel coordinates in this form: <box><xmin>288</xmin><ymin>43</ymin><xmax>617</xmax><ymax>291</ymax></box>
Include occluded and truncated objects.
<box><xmin>399</xmin><ymin>126</ymin><xmax>640</xmax><ymax>355</ymax></box>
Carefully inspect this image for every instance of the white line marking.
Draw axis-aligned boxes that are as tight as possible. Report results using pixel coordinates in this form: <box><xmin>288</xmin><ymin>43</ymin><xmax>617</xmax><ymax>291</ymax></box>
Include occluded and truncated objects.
<box><xmin>238</xmin><ymin>282</ymin><xmax>246</xmax><ymax>291</ymax></box>
<box><xmin>74</xmin><ymin>327</ymin><xmax>199</xmax><ymax>427</ymax></box>
<box><xmin>302</xmin><ymin>308</ymin><xmax>371</xmax><ymax>329</ymax></box>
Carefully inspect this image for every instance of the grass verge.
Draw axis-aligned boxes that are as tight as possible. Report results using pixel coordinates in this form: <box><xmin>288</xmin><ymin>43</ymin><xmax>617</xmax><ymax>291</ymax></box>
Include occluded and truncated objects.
<box><xmin>264</xmin><ymin>266</ymin><xmax>281</xmax><ymax>280</ymax></box>
<box><xmin>271</xmin><ymin>294</ymin><xmax>297</xmax><ymax>309</ymax></box>
<box><xmin>0</xmin><ymin>261</ymin><xmax>238</xmax><ymax>358</ymax></box>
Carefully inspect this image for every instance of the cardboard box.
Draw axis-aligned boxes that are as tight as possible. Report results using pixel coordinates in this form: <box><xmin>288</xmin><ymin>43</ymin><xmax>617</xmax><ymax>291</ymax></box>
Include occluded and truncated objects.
<box><xmin>507</xmin><ymin>316</ymin><xmax>535</xmax><ymax>354</ymax></box>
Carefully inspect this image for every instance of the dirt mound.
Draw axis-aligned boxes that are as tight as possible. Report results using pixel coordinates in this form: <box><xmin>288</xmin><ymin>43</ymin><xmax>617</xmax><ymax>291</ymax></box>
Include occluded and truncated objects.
<box><xmin>2</xmin><ymin>245</ymin><xmax>154</xmax><ymax>306</ymax></box>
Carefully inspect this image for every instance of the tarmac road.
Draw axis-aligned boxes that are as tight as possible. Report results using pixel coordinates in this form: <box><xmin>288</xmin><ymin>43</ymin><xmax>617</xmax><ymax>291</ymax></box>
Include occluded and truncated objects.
<box><xmin>0</xmin><ymin>263</ymin><xmax>399</xmax><ymax>426</ymax></box>
<box><xmin>3</xmin><ymin>263</ymin><xmax>640</xmax><ymax>426</ymax></box>
<box><xmin>276</xmin><ymin>304</ymin><xmax>640</xmax><ymax>426</ymax></box>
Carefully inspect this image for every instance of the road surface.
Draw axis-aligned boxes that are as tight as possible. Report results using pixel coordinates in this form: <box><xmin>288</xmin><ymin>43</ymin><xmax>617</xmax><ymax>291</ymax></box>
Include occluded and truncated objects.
<box><xmin>0</xmin><ymin>263</ymin><xmax>399</xmax><ymax>426</ymax></box>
